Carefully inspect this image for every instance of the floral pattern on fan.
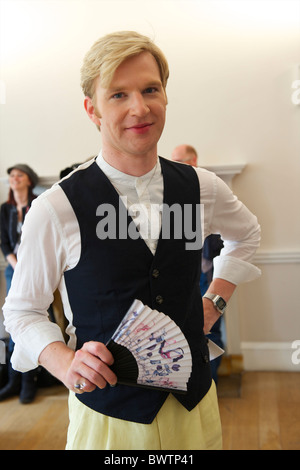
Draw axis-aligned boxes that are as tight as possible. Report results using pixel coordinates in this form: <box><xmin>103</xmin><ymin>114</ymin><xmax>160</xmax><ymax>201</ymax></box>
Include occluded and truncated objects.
<box><xmin>106</xmin><ymin>299</ymin><xmax>192</xmax><ymax>393</ymax></box>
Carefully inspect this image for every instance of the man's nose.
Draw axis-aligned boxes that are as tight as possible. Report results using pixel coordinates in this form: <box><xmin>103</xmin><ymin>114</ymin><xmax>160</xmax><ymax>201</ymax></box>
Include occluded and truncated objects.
<box><xmin>129</xmin><ymin>93</ymin><xmax>150</xmax><ymax>117</ymax></box>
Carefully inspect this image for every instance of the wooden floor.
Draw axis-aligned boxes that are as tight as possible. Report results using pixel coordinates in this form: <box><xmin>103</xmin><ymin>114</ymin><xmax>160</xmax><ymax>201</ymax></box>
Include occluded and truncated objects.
<box><xmin>0</xmin><ymin>384</ymin><xmax>69</xmax><ymax>450</ymax></box>
<box><xmin>0</xmin><ymin>371</ymin><xmax>299</xmax><ymax>450</ymax></box>
<box><xmin>219</xmin><ymin>371</ymin><xmax>300</xmax><ymax>450</ymax></box>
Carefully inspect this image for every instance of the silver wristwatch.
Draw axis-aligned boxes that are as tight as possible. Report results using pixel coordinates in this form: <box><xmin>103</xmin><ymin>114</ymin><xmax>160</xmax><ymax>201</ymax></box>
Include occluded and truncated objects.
<box><xmin>203</xmin><ymin>293</ymin><xmax>227</xmax><ymax>315</ymax></box>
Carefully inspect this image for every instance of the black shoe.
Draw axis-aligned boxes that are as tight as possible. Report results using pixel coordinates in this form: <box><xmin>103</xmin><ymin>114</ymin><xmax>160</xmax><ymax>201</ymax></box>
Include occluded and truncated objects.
<box><xmin>0</xmin><ymin>371</ymin><xmax>21</xmax><ymax>401</ymax></box>
<box><xmin>20</xmin><ymin>370</ymin><xmax>38</xmax><ymax>404</ymax></box>
<box><xmin>0</xmin><ymin>364</ymin><xmax>8</xmax><ymax>388</ymax></box>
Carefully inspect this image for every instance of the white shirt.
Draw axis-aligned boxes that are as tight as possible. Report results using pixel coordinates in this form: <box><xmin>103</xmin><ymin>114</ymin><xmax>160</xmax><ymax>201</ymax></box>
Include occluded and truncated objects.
<box><xmin>3</xmin><ymin>153</ymin><xmax>261</xmax><ymax>372</ymax></box>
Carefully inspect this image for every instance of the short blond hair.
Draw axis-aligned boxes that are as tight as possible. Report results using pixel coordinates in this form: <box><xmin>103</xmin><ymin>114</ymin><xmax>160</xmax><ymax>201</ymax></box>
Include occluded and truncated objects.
<box><xmin>80</xmin><ymin>31</ymin><xmax>169</xmax><ymax>98</ymax></box>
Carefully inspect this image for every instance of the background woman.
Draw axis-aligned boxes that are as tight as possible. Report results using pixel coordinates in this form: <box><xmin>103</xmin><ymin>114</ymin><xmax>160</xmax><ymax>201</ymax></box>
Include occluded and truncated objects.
<box><xmin>0</xmin><ymin>164</ymin><xmax>39</xmax><ymax>403</ymax></box>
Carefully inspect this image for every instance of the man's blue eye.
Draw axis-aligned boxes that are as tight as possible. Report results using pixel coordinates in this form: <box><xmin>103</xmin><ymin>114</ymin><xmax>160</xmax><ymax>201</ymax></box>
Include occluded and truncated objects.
<box><xmin>112</xmin><ymin>92</ymin><xmax>124</xmax><ymax>99</ymax></box>
<box><xmin>144</xmin><ymin>87</ymin><xmax>157</xmax><ymax>94</ymax></box>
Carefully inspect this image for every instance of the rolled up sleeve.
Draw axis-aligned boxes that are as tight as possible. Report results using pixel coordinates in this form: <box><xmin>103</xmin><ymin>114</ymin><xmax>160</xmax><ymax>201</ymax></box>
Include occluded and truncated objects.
<box><xmin>196</xmin><ymin>167</ymin><xmax>261</xmax><ymax>285</ymax></box>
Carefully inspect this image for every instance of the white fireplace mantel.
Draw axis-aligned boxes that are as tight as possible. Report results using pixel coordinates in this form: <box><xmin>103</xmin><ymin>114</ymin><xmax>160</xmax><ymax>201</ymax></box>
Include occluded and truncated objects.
<box><xmin>203</xmin><ymin>163</ymin><xmax>246</xmax><ymax>188</ymax></box>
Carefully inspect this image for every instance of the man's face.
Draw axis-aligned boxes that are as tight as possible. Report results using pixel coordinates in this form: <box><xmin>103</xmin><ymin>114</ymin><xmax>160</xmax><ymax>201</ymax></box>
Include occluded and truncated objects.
<box><xmin>85</xmin><ymin>52</ymin><xmax>167</xmax><ymax>165</ymax></box>
<box><xmin>171</xmin><ymin>146</ymin><xmax>197</xmax><ymax>167</ymax></box>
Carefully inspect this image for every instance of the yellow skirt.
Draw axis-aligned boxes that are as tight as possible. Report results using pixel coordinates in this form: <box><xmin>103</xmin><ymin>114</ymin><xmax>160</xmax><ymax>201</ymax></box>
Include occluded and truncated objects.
<box><xmin>66</xmin><ymin>381</ymin><xmax>222</xmax><ymax>450</ymax></box>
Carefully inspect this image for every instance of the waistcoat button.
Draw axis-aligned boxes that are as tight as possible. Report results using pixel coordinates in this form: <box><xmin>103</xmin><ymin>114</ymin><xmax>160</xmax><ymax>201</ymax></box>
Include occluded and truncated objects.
<box><xmin>155</xmin><ymin>295</ymin><xmax>164</xmax><ymax>305</ymax></box>
<box><xmin>152</xmin><ymin>269</ymin><xmax>160</xmax><ymax>279</ymax></box>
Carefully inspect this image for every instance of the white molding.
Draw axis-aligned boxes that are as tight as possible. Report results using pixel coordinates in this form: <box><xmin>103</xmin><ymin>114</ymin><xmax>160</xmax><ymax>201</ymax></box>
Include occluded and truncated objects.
<box><xmin>1</xmin><ymin>249</ymin><xmax>299</xmax><ymax>271</ymax></box>
<box><xmin>253</xmin><ymin>251</ymin><xmax>300</xmax><ymax>264</ymax></box>
<box><xmin>241</xmin><ymin>341</ymin><xmax>300</xmax><ymax>371</ymax></box>
<box><xmin>1</xmin><ymin>244</ymin><xmax>299</xmax><ymax>272</ymax></box>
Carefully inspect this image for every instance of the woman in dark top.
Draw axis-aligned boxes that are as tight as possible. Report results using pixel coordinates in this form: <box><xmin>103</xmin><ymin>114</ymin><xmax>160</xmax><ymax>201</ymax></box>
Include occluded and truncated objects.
<box><xmin>0</xmin><ymin>164</ymin><xmax>39</xmax><ymax>403</ymax></box>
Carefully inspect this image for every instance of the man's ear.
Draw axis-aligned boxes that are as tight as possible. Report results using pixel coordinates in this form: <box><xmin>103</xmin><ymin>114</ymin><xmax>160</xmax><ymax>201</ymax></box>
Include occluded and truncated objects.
<box><xmin>84</xmin><ymin>96</ymin><xmax>101</xmax><ymax>127</ymax></box>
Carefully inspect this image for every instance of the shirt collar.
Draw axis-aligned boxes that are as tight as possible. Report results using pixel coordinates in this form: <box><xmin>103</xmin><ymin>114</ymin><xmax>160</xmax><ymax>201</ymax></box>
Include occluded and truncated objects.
<box><xmin>95</xmin><ymin>150</ymin><xmax>161</xmax><ymax>189</ymax></box>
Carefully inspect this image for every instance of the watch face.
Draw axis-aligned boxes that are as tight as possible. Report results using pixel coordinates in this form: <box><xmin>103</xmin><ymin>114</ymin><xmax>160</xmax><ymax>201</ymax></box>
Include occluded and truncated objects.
<box><xmin>216</xmin><ymin>297</ymin><xmax>226</xmax><ymax>310</ymax></box>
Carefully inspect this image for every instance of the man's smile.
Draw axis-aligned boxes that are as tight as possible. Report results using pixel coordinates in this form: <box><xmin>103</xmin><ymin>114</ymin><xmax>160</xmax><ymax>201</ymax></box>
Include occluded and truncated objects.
<box><xmin>126</xmin><ymin>122</ymin><xmax>154</xmax><ymax>134</ymax></box>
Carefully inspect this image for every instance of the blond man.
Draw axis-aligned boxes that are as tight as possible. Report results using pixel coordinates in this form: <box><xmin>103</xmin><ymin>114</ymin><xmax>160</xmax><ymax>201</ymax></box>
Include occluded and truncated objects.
<box><xmin>3</xmin><ymin>31</ymin><xmax>261</xmax><ymax>450</ymax></box>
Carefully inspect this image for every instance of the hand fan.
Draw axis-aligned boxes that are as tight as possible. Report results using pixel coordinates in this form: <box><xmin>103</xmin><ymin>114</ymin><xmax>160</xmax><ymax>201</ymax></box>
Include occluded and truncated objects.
<box><xmin>106</xmin><ymin>299</ymin><xmax>192</xmax><ymax>394</ymax></box>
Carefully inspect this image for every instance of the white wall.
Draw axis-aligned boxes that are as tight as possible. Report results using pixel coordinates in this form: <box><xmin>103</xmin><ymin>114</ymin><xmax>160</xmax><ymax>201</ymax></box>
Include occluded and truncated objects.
<box><xmin>0</xmin><ymin>0</ymin><xmax>299</xmax><ymax>370</ymax></box>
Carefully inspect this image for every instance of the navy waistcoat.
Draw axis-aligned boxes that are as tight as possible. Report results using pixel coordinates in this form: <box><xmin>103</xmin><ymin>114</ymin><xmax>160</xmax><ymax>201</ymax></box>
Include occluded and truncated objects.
<box><xmin>60</xmin><ymin>157</ymin><xmax>212</xmax><ymax>424</ymax></box>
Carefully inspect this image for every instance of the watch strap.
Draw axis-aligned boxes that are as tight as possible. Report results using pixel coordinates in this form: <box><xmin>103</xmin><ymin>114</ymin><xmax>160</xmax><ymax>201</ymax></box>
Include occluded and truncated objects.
<box><xmin>203</xmin><ymin>293</ymin><xmax>227</xmax><ymax>315</ymax></box>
